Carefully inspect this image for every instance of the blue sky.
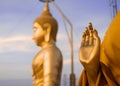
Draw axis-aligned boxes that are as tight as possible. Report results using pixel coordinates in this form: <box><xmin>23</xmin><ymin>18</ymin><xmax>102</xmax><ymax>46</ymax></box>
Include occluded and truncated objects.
<box><xmin>0</xmin><ymin>0</ymin><xmax>120</xmax><ymax>82</ymax></box>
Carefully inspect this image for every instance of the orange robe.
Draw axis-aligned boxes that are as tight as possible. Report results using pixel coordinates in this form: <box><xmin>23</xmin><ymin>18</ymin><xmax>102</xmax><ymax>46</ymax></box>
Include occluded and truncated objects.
<box><xmin>78</xmin><ymin>11</ymin><xmax>120</xmax><ymax>86</ymax></box>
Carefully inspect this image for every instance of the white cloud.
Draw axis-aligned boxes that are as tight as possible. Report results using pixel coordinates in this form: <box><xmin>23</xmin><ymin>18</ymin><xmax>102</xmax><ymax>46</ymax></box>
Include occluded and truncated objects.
<box><xmin>0</xmin><ymin>64</ymin><xmax>31</xmax><ymax>72</ymax></box>
<box><xmin>57</xmin><ymin>33</ymin><xmax>68</xmax><ymax>41</ymax></box>
<box><xmin>63</xmin><ymin>58</ymin><xmax>79</xmax><ymax>65</ymax></box>
<box><xmin>0</xmin><ymin>35</ymin><xmax>34</xmax><ymax>53</ymax></box>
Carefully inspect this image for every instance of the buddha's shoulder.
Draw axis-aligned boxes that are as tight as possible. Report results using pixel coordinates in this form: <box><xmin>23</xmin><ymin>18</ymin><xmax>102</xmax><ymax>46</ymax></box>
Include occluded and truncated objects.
<box><xmin>44</xmin><ymin>46</ymin><xmax>62</xmax><ymax>58</ymax></box>
<box><xmin>45</xmin><ymin>45</ymin><xmax>61</xmax><ymax>53</ymax></box>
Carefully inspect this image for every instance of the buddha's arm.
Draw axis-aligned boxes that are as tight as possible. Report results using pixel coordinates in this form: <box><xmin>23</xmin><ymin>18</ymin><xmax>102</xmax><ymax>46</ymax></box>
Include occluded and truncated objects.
<box><xmin>79</xmin><ymin>23</ymin><xmax>100</xmax><ymax>86</ymax></box>
<box><xmin>43</xmin><ymin>50</ymin><xmax>61</xmax><ymax>86</ymax></box>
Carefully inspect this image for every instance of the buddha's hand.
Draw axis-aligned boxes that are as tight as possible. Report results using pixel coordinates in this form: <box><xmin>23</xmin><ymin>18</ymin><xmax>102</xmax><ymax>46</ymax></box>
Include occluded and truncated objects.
<box><xmin>79</xmin><ymin>23</ymin><xmax>100</xmax><ymax>69</ymax></box>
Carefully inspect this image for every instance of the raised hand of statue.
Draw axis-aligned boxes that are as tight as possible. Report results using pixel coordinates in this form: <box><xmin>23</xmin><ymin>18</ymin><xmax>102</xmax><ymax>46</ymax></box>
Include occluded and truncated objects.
<box><xmin>79</xmin><ymin>23</ymin><xmax>100</xmax><ymax>71</ymax></box>
<box><xmin>79</xmin><ymin>23</ymin><xmax>101</xmax><ymax>85</ymax></box>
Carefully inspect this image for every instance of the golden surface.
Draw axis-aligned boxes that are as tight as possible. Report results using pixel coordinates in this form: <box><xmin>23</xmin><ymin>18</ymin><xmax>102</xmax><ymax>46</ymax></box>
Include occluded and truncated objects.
<box><xmin>32</xmin><ymin>42</ymin><xmax>63</xmax><ymax>86</ymax></box>
<box><xmin>79</xmin><ymin>23</ymin><xmax>100</xmax><ymax>86</ymax></box>
<box><xmin>32</xmin><ymin>2</ymin><xmax>63</xmax><ymax>86</ymax></box>
<box><xmin>78</xmin><ymin>11</ymin><xmax>120</xmax><ymax>86</ymax></box>
<box><xmin>100</xmin><ymin>10</ymin><xmax>120</xmax><ymax>85</ymax></box>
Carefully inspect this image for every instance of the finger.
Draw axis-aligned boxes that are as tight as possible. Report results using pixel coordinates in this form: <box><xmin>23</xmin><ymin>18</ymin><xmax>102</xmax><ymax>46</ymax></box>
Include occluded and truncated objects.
<box><xmin>81</xmin><ymin>32</ymin><xmax>86</xmax><ymax>46</ymax></box>
<box><xmin>88</xmin><ymin>22</ymin><xmax>94</xmax><ymax>45</ymax></box>
<box><xmin>89</xmin><ymin>29</ymin><xmax>94</xmax><ymax>45</ymax></box>
<box><xmin>93</xmin><ymin>29</ymin><xmax>100</xmax><ymax>45</ymax></box>
<box><xmin>93</xmin><ymin>29</ymin><xmax>98</xmax><ymax>38</ymax></box>
<box><xmin>88</xmin><ymin>22</ymin><xmax>93</xmax><ymax>30</ymax></box>
<box><xmin>85</xmin><ymin>27</ymin><xmax>89</xmax><ymax>46</ymax></box>
<box><xmin>85</xmin><ymin>27</ymin><xmax>89</xmax><ymax>35</ymax></box>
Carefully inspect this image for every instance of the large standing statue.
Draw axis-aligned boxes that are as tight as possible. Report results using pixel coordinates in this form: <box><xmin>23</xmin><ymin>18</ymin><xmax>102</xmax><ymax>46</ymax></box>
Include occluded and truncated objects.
<box><xmin>32</xmin><ymin>2</ymin><xmax>63</xmax><ymax>86</ymax></box>
<box><xmin>78</xmin><ymin>11</ymin><xmax>120</xmax><ymax>86</ymax></box>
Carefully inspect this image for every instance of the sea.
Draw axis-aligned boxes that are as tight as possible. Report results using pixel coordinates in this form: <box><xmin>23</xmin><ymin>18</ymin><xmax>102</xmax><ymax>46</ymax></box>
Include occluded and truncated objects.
<box><xmin>0</xmin><ymin>78</ymin><xmax>79</xmax><ymax>86</ymax></box>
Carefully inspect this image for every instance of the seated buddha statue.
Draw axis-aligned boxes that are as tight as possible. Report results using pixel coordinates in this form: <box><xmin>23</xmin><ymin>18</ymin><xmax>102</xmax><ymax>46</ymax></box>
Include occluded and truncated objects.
<box><xmin>78</xmin><ymin>11</ymin><xmax>120</xmax><ymax>86</ymax></box>
<box><xmin>32</xmin><ymin>2</ymin><xmax>63</xmax><ymax>86</ymax></box>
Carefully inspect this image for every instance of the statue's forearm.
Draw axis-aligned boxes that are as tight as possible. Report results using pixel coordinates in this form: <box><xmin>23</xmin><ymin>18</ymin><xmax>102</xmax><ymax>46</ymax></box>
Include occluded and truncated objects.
<box><xmin>86</xmin><ymin>63</ymin><xmax>99</xmax><ymax>78</ymax></box>
<box><xmin>84</xmin><ymin>56</ymin><xmax>100</xmax><ymax>86</ymax></box>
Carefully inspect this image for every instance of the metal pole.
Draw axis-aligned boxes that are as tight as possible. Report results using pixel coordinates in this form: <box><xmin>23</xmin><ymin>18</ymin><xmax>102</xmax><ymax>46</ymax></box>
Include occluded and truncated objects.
<box><xmin>49</xmin><ymin>1</ymin><xmax>76</xmax><ymax>85</ymax></box>
<box><xmin>70</xmin><ymin>23</ymin><xmax>76</xmax><ymax>86</ymax></box>
<box><xmin>109</xmin><ymin>0</ymin><xmax>118</xmax><ymax>18</ymax></box>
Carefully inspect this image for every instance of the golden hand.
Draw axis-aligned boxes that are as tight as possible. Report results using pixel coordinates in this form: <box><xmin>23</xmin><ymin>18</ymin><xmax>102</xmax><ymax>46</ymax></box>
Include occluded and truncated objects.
<box><xmin>79</xmin><ymin>23</ymin><xmax>100</xmax><ymax>67</ymax></box>
<box><xmin>79</xmin><ymin>23</ymin><xmax>100</xmax><ymax>85</ymax></box>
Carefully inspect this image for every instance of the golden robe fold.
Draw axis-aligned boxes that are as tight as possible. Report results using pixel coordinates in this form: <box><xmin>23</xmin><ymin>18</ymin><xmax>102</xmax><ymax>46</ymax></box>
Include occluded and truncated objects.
<box><xmin>78</xmin><ymin>11</ymin><xmax>120</xmax><ymax>86</ymax></box>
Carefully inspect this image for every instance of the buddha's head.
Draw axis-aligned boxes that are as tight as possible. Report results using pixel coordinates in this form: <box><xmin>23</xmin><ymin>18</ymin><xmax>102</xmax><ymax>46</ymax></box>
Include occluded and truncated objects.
<box><xmin>33</xmin><ymin>2</ymin><xmax>58</xmax><ymax>46</ymax></box>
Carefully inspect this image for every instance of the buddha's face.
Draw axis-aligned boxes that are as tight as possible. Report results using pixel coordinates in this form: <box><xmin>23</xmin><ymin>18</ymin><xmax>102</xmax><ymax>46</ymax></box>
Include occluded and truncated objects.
<box><xmin>33</xmin><ymin>22</ymin><xmax>45</xmax><ymax>46</ymax></box>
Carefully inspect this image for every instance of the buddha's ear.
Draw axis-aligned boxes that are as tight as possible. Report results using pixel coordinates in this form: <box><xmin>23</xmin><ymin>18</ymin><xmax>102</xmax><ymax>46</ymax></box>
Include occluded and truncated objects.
<box><xmin>43</xmin><ymin>23</ymin><xmax>51</xmax><ymax>42</ymax></box>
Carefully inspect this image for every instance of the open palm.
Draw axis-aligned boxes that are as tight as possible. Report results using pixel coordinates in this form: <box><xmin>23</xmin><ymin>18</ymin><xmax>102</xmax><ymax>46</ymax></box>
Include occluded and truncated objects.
<box><xmin>79</xmin><ymin>23</ymin><xmax>100</xmax><ymax>66</ymax></box>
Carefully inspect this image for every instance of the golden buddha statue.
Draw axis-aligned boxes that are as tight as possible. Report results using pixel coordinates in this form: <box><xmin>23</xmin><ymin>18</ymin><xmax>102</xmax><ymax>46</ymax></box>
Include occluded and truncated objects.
<box><xmin>32</xmin><ymin>2</ymin><xmax>63</xmax><ymax>86</ymax></box>
<box><xmin>78</xmin><ymin>11</ymin><xmax>120</xmax><ymax>86</ymax></box>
